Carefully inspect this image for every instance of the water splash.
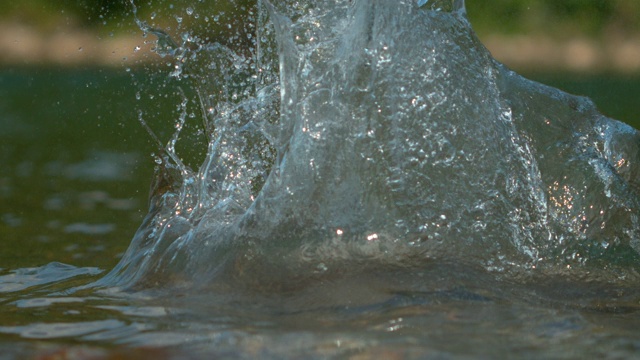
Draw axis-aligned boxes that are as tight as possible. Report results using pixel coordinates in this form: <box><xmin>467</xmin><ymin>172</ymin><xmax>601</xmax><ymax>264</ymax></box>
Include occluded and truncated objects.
<box><xmin>418</xmin><ymin>0</ymin><xmax>466</xmax><ymax>14</ymax></box>
<box><xmin>97</xmin><ymin>0</ymin><xmax>640</xmax><ymax>291</ymax></box>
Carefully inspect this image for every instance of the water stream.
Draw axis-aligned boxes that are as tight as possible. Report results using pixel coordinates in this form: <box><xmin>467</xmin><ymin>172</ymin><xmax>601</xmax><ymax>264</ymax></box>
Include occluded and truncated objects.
<box><xmin>1</xmin><ymin>0</ymin><xmax>639</xmax><ymax>358</ymax></box>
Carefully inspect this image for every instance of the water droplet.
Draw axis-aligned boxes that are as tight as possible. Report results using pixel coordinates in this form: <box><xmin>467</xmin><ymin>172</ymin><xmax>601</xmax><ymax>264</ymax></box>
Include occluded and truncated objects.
<box><xmin>186</xmin><ymin>7</ymin><xmax>194</xmax><ymax>16</ymax></box>
<box><xmin>316</xmin><ymin>263</ymin><xmax>328</xmax><ymax>273</ymax></box>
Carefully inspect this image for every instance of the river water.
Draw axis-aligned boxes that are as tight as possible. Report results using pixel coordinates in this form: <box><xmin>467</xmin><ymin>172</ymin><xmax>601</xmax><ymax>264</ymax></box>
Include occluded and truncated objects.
<box><xmin>1</xmin><ymin>0</ymin><xmax>640</xmax><ymax>358</ymax></box>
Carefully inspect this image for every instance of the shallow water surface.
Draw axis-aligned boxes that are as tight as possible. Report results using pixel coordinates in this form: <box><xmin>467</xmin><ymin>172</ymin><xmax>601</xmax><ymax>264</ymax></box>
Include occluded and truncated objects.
<box><xmin>1</xmin><ymin>261</ymin><xmax>640</xmax><ymax>358</ymax></box>
<box><xmin>2</xmin><ymin>0</ymin><xmax>640</xmax><ymax>358</ymax></box>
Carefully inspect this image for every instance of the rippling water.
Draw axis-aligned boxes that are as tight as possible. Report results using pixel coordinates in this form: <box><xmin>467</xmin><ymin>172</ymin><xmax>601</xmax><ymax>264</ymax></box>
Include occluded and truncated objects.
<box><xmin>2</xmin><ymin>0</ymin><xmax>640</xmax><ymax>358</ymax></box>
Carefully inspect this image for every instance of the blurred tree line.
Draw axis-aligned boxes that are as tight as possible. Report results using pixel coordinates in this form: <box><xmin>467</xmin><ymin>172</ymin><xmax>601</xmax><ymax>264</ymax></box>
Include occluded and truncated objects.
<box><xmin>0</xmin><ymin>0</ymin><xmax>128</xmax><ymax>30</ymax></box>
<box><xmin>466</xmin><ymin>0</ymin><xmax>640</xmax><ymax>37</ymax></box>
<box><xmin>1</xmin><ymin>0</ymin><xmax>638</xmax><ymax>38</ymax></box>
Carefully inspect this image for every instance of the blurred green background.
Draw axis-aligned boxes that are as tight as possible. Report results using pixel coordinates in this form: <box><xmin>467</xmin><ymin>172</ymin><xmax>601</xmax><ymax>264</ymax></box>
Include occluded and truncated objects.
<box><xmin>1</xmin><ymin>0</ymin><xmax>639</xmax><ymax>36</ymax></box>
<box><xmin>3</xmin><ymin>1</ymin><xmax>639</xmax><ymax>73</ymax></box>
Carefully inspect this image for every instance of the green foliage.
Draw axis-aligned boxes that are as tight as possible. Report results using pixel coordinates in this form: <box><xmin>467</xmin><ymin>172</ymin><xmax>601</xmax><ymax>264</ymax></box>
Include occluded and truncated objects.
<box><xmin>64</xmin><ymin>0</ymin><xmax>129</xmax><ymax>24</ymax></box>
<box><xmin>466</xmin><ymin>0</ymin><xmax>639</xmax><ymax>37</ymax></box>
<box><xmin>1</xmin><ymin>0</ymin><xmax>638</xmax><ymax>38</ymax></box>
